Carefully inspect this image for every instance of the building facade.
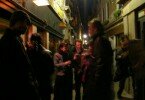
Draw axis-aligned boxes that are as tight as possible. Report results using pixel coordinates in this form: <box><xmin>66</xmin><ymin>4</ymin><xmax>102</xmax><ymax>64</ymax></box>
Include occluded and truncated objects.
<box><xmin>0</xmin><ymin>0</ymin><xmax>72</xmax><ymax>53</ymax></box>
<box><xmin>96</xmin><ymin>0</ymin><xmax>145</xmax><ymax>99</ymax></box>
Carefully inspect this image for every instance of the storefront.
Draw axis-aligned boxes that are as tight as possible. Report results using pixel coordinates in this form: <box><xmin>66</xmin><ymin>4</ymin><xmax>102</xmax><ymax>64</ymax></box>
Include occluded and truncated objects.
<box><xmin>0</xmin><ymin>0</ymin><xmax>64</xmax><ymax>52</ymax></box>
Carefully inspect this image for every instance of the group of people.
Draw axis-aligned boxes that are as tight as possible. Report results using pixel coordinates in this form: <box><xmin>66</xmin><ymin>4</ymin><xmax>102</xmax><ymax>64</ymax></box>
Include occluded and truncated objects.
<box><xmin>47</xmin><ymin>16</ymin><xmax>114</xmax><ymax>100</ymax></box>
<box><xmin>0</xmin><ymin>10</ymin><xmax>113</xmax><ymax>100</ymax></box>
<box><xmin>0</xmin><ymin>10</ymin><xmax>54</xmax><ymax>100</ymax></box>
<box><xmin>1</xmin><ymin>10</ymin><xmax>144</xmax><ymax>100</ymax></box>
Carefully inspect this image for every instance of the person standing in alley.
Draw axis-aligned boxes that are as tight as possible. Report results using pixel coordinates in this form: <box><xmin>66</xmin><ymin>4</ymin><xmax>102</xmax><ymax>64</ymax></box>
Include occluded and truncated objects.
<box><xmin>53</xmin><ymin>42</ymin><xmax>73</xmax><ymax>100</ymax></box>
<box><xmin>83</xmin><ymin>18</ymin><xmax>113</xmax><ymax>100</ymax></box>
<box><xmin>0</xmin><ymin>10</ymin><xmax>40</xmax><ymax>100</ymax></box>
<box><xmin>71</xmin><ymin>39</ymin><xmax>84</xmax><ymax>100</ymax></box>
<box><xmin>26</xmin><ymin>33</ymin><xmax>54</xmax><ymax>100</ymax></box>
<box><xmin>114</xmin><ymin>35</ymin><xmax>134</xmax><ymax>99</ymax></box>
<box><xmin>81</xmin><ymin>42</ymin><xmax>94</xmax><ymax>100</ymax></box>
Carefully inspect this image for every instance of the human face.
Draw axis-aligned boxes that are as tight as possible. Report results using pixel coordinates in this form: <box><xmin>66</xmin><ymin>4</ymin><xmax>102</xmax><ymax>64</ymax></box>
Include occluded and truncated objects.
<box><xmin>75</xmin><ymin>41</ymin><xmax>82</xmax><ymax>50</ymax></box>
<box><xmin>26</xmin><ymin>41</ymin><xmax>34</xmax><ymax>50</ymax></box>
<box><xmin>88</xmin><ymin>23</ymin><xmax>97</xmax><ymax>37</ymax></box>
<box><xmin>88</xmin><ymin>45</ymin><xmax>93</xmax><ymax>55</ymax></box>
<box><xmin>12</xmin><ymin>21</ymin><xmax>29</xmax><ymax>35</ymax></box>
<box><xmin>120</xmin><ymin>38</ymin><xmax>129</xmax><ymax>49</ymax></box>
<box><xmin>61</xmin><ymin>46</ymin><xmax>67</xmax><ymax>53</ymax></box>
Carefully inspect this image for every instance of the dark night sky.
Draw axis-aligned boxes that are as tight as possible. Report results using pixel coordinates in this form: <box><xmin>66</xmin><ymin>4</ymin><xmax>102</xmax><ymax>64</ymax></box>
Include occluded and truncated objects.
<box><xmin>77</xmin><ymin>0</ymin><xmax>98</xmax><ymax>33</ymax></box>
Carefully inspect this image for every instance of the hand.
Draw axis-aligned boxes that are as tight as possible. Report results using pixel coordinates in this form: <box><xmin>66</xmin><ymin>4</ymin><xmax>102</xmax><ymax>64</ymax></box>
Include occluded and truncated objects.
<box><xmin>121</xmin><ymin>51</ymin><xmax>129</xmax><ymax>58</ymax></box>
<box><xmin>65</xmin><ymin>60</ymin><xmax>71</xmax><ymax>66</ymax></box>
<box><xmin>73</xmin><ymin>54</ymin><xmax>80</xmax><ymax>60</ymax></box>
<box><xmin>57</xmin><ymin>71</ymin><xmax>65</xmax><ymax>76</ymax></box>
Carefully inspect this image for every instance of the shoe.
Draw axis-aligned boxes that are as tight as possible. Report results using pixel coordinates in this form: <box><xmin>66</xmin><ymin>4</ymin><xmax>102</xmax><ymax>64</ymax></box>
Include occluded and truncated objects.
<box><xmin>117</xmin><ymin>92</ymin><xmax>122</xmax><ymax>99</ymax></box>
<box><xmin>117</xmin><ymin>95</ymin><xmax>122</xmax><ymax>100</ymax></box>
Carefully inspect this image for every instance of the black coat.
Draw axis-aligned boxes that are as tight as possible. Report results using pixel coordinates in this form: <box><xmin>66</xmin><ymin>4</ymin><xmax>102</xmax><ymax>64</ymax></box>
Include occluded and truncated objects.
<box><xmin>27</xmin><ymin>45</ymin><xmax>54</xmax><ymax>91</ymax></box>
<box><xmin>116</xmin><ymin>48</ymin><xmax>131</xmax><ymax>78</ymax></box>
<box><xmin>84</xmin><ymin>36</ymin><xmax>113</xmax><ymax>100</ymax></box>
<box><xmin>0</xmin><ymin>28</ymin><xmax>40</xmax><ymax>100</ymax></box>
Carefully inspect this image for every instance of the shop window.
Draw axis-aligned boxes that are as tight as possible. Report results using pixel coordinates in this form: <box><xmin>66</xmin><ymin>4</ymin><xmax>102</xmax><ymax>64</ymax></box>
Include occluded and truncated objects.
<box><xmin>137</xmin><ymin>8</ymin><xmax>145</xmax><ymax>47</ymax></box>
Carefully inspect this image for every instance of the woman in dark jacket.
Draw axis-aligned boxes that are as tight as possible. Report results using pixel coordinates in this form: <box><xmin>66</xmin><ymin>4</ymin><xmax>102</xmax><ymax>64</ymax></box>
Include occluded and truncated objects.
<box><xmin>53</xmin><ymin>42</ymin><xmax>73</xmax><ymax>100</ymax></box>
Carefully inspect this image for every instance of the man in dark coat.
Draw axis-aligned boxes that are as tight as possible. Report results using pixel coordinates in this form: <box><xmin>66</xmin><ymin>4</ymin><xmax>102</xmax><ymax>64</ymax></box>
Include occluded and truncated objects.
<box><xmin>0</xmin><ymin>10</ymin><xmax>40</xmax><ymax>100</ymax></box>
<box><xmin>83</xmin><ymin>18</ymin><xmax>113</xmax><ymax>100</ymax></box>
<box><xmin>114</xmin><ymin>35</ymin><xmax>134</xmax><ymax>99</ymax></box>
<box><xmin>26</xmin><ymin>33</ymin><xmax>54</xmax><ymax>100</ymax></box>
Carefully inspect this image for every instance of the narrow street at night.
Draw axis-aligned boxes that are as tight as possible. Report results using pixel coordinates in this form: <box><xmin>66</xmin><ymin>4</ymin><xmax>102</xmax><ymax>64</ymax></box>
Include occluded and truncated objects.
<box><xmin>0</xmin><ymin>0</ymin><xmax>145</xmax><ymax>100</ymax></box>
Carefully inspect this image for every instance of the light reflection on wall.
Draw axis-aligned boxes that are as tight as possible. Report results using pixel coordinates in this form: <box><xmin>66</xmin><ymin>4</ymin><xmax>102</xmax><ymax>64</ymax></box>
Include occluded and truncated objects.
<box><xmin>50</xmin><ymin>0</ymin><xmax>65</xmax><ymax>19</ymax></box>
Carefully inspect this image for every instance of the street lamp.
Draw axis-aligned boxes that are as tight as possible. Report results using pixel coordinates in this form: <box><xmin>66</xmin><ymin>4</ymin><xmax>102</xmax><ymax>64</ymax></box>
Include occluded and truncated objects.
<box><xmin>83</xmin><ymin>34</ymin><xmax>87</xmax><ymax>39</ymax></box>
<box><xmin>33</xmin><ymin>0</ymin><xmax>49</xmax><ymax>6</ymax></box>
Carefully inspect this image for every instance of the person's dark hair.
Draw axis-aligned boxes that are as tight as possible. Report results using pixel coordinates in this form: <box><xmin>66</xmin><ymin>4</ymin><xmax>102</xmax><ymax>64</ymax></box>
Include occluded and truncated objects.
<box><xmin>88</xmin><ymin>18</ymin><xmax>104</xmax><ymax>36</ymax></box>
<box><xmin>75</xmin><ymin>39</ymin><xmax>82</xmax><ymax>44</ymax></box>
<box><xmin>10</xmin><ymin>10</ymin><xmax>31</xmax><ymax>27</ymax></box>
<box><xmin>30</xmin><ymin>33</ymin><xmax>42</xmax><ymax>45</ymax></box>
<box><xmin>58</xmin><ymin>42</ymin><xmax>67</xmax><ymax>52</ymax></box>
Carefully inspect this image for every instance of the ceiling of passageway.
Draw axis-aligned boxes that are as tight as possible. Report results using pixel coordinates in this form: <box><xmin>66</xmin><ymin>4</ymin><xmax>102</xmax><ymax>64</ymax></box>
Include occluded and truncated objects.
<box><xmin>76</xmin><ymin>0</ymin><xmax>99</xmax><ymax>33</ymax></box>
